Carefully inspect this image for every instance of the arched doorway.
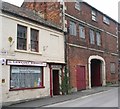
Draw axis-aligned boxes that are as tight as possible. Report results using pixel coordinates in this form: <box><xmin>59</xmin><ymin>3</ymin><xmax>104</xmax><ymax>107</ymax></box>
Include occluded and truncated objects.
<box><xmin>88</xmin><ymin>55</ymin><xmax>106</xmax><ymax>89</ymax></box>
<box><xmin>91</xmin><ymin>59</ymin><xmax>102</xmax><ymax>87</ymax></box>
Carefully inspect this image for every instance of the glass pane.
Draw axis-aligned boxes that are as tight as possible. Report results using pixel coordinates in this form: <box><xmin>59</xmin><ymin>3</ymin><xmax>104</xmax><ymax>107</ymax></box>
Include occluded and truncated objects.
<box><xmin>10</xmin><ymin>66</ymin><xmax>42</xmax><ymax>89</ymax></box>
<box><xmin>90</xmin><ymin>30</ymin><xmax>95</xmax><ymax>44</ymax></box>
<box><xmin>96</xmin><ymin>32</ymin><xmax>101</xmax><ymax>46</ymax></box>
<box><xmin>31</xmin><ymin>29</ymin><xmax>39</xmax><ymax>52</ymax></box>
<box><xmin>17</xmin><ymin>25</ymin><xmax>27</xmax><ymax>50</ymax></box>
<box><xmin>80</xmin><ymin>25</ymin><xmax>85</xmax><ymax>38</ymax></box>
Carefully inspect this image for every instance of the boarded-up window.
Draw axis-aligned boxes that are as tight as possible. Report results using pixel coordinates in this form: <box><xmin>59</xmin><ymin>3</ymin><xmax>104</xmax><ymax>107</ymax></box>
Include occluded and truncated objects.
<box><xmin>110</xmin><ymin>63</ymin><xmax>116</xmax><ymax>74</ymax></box>
<box><xmin>10</xmin><ymin>66</ymin><xmax>43</xmax><ymax>89</ymax></box>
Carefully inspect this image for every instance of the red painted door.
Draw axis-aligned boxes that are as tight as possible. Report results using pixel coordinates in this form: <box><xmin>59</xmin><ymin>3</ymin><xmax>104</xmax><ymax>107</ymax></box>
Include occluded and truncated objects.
<box><xmin>53</xmin><ymin>70</ymin><xmax>60</xmax><ymax>95</ymax></box>
<box><xmin>76</xmin><ymin>66</ymin><xmax>86</xmax><ymax>91</ymax></box>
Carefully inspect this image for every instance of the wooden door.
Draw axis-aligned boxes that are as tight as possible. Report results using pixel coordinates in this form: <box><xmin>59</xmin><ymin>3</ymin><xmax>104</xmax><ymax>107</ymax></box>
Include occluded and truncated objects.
<box><xmin>53</xmin><ymin>70</ymin><xmax>60</xmax><ymax>95</ymax></box>
<box><xmin>76</xmin><ymin>66</ymin><xmax>86</xmax><ymax>91</ymax></box>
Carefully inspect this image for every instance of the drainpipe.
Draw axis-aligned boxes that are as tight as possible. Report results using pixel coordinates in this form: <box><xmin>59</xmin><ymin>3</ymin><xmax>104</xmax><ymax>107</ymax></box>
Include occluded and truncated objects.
<box><xmin>62</xmin><ymin>1</ymin><xmax>71</xmax><ymax>93</ymax></box>
<box><xmin>49</xmin><ymin>65</ymin><xmax>53</xmax><ymax>97</ymax></box>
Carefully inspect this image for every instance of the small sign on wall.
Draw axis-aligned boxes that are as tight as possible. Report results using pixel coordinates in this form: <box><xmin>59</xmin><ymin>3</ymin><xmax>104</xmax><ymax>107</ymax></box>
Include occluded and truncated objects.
<box><xmin>51</xmin><ymin>65</ymin><xmax>62</xmax><ymax>68</ymax></box>
<box><xmin>2</xmin><ymin>79</ymin><xmax>5</xmax><ymax>83</ymax></box>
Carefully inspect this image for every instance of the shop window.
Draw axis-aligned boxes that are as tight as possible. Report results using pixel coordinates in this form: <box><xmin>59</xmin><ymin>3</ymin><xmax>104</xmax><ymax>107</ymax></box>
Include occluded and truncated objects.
<box><xmin>79</xmin><ymin>25</ymin><xmax>85</xmax><ymax>39</ymax></box>
<box><xmin>31</xmin><ymin>28</ymin><xmax>39</xmax><ymax>52</ymax></box>
<box><xmin>90</xmin><ymin>29</ymin><xmax>95</xmax><ymax>44</ymax></box>
<box><xmin>110</xmin><ymin>63</ymin><xmax>116</xmax><ymax>74</ymax></box>
<box><xmin>17</xmin><ymin>25</ymin><xmax>27</xmax><ymax>50</ymax></box>
<box><xmin>10</xmin><ymin>66</ymin><xmax>43</xmax><ymax>90</ymax></box>
<box><xmin>69</xmin><ymin>21</ymin><xmax>76</xmax><ymax>36</ymax></box>
<box><xmin>92</xmin><ymin>10</ymin><xmax>97</xmax><ymax>21</ymax></box>
<box><xmin>96</xmin><ymin>32</ymin><xmax>101</xmax><ymax>46</ymax></box>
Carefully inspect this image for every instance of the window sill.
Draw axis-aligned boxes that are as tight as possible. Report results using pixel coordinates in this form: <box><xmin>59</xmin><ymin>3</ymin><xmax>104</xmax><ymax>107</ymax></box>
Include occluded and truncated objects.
<box><xmin>103</xmin><ymin>22</ymin><xmax>110</xmax><ymax>26</ymax></box>
<box><xmin>92</xmin><ymin>19</ymin><xmax>97</xmax><ymax>22</ymax></box>
<box><xmin>15</xmin><ymin>49</ymin><xmax>42</xmax><ymax>55</ymax></box>
<box><xmin>9</xmin><ymin>86</ymin><xmax>45</xmax><ymax>91</ymax></box>
<box><xmin>111</xmin><ymin>73</ymin><xmax>116</xmax><ymax>74</ymax></box>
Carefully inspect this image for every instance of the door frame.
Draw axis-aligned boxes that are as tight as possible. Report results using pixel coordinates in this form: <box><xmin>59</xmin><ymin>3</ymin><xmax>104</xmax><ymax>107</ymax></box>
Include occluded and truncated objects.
<box><xmin>49</xmin><ymin>64</ymin><xmax>64</xmax><ymax>97</ymax></box>
<box><xmin>88</xmin><ymin>55</ymin><xmax>106</xmax><ymax>89</ymax></box>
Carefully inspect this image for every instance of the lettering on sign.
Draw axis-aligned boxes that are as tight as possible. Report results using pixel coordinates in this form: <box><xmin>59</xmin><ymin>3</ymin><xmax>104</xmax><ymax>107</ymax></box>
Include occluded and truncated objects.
<box><xmin>7</xmin><ymin>60</ymin><xmax>47</xmax><ymax>67</ymax></box>
<box><xmin>51</xmin><ymin>65</ymin><xmax>62</xmax><ymax>68</ymax></box>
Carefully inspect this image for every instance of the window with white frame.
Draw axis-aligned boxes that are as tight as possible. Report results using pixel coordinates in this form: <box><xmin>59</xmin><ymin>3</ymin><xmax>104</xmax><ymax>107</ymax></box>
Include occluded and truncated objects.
<box><xmin>17</xmin><ymin>25</ymin><xmax>27</xmax><ymax>50</ymax></box>
<box><xmin>110</xmin><ymin>63</ymin><xmax>116</xmax><ymax>74</ymax></box>
<box><xmin>10</xmin><ymin>66</ymin><xmax>43</xmax><ymax>89</ymax></box>
<box><xmin>96</xmin><ymin>32</ymin><xmax>101</xmax><ymax>46</ymax></box>
<box><xmin>75</xmin><ymin>0</ymin><xmax>80</xmax><ymax>11</ymax></box>
<box><xmin>92</xmin><ymin>10</ymin><xmax>97</xmax><ymax>21</ymax></box>
<box><xmin>79</xmin><ymin>25</ymin><xmax>85</xmax><ymax>39</ymax></box>
<box><xmin>90</xmin><ymin>29</ymin><xmax>95</xmax><ymax>44</ymax></box>
<box><xmin>69</xmin><ymin>21</ymin><xmax>76</xmax><ymax>36</ymax></box>
<box><xmin>31</xmin><ymin>28</ymin><xmax>39</xmax><ymax>52</ymax></box>
<box><xmin>103</xmin><ymin>16</ymin><xmax>110</xmax><ymax>25</ymax></box>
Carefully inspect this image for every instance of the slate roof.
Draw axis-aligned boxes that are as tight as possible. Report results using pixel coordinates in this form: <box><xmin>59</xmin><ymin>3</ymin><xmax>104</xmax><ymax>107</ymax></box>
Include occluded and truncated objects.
<box><xmin>1</xmin><ymin>1</ymin><xmax>62</xmax><ymax>31</ymax></box>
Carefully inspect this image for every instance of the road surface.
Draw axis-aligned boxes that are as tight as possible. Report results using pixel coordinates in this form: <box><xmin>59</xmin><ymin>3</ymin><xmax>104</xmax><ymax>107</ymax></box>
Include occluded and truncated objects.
<box><xmin>45</xmin><ymin>88</ymin><xmax>118</xmax><ymax>107</ymax></box>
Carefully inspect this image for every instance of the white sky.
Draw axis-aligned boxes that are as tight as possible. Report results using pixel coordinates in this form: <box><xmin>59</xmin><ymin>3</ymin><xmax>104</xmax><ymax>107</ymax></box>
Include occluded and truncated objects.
<box><xmin>2</xmin><ymin>0</ymin><xmax>120</xmax><ymax>22</ymax></box>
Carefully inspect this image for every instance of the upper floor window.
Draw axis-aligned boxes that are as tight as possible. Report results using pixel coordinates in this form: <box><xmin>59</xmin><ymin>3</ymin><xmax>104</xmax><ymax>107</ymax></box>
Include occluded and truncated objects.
<box><xmin>69</xmin><ymin>21</ymin><xmax>76</xmax><ymax>36</ymax></box>
<box><xmin>79</xmin><ymin>25</ymin><xmax>85</xmax><ymax>39</ymax></box>
<box><xmin>75</xmin><ymin>0</ymin><xmax>80</xmax><ymax>11</ymax></box>
<box><xmin>96</xmin><ymin>32</ymin><xmax>101</xmax><ymax>46</ymax></box>
<box><xmin>92</xmin><ymin>10</ymin><xmax>97</xmax><ymax>21</ymax></box>
<box><xmin>103</xmin><ymin>16</ymin><xmax>110</xmax><ymax>25</ymax></box>
<box><xmin>90</xmin><ymin>29</ymin><xmax>95</xmax><ymax>44</ymax></box>
<box><xmin>17</xmin><ymin>25</ymin><xmax>27</xmax><ymax>50</ymax></box>
<box><xmin>31</xmin><ymin>28</ymin><xmax>39</xmax><ymax>52</ymax></box>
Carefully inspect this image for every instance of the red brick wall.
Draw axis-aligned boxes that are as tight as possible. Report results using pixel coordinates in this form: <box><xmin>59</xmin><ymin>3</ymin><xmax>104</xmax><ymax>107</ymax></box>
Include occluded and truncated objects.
<box><xmin>22</xmin><ymin>2</ymin><xmax>62</xmax><ymax>26</ymax></box>
<box><xmin>67</xmin><ymin>45</ymin><xmax>118</xmax><ymax>88</ymax></box>
<box><xmin>22</xmin><ymin>1</ymin><xmax>118</xmax><ymax>88</ymax></box>
<box><xmin>65</xmin><ymin>2</ymin><xmax>117</xmax><ymax>35</ymax></box>
<box><xmin>118</xmin><ymin>24</ymin><xmax>120</xmax><ymax>58</ymax></box>
<box><xmin>65</xmin><ymin>2</ymin><xmax>118</xmax><ymax>88</ymax></box>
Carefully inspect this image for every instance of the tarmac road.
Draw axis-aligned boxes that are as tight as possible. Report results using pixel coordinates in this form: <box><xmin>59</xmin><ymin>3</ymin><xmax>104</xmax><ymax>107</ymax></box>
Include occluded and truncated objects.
<box><xmin>45</xmin><ymin>88</ymin><xmax>118</xmax><ymax>107</ymax></box>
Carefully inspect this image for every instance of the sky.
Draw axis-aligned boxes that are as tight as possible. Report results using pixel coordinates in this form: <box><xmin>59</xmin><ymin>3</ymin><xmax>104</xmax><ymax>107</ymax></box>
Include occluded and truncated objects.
<box><xmin>2</xmin><ymin>0</ymin><xmax>120</xmax><ymax>22</ymax></box>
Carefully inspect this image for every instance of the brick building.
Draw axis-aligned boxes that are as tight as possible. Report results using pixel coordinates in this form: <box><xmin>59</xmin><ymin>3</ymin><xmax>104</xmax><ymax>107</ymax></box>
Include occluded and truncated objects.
<box><xmin>22</xmin><ymin>0</ymin><xmax>118</xmax><ymax>92</ymax></box>
<box><xmin>118</xmin><ymin>23</ymin><xmax>120</xmax><ymax>81</ymax></box>
<box><xmin>64</xmin><ymin>2</ymin><xmax>118</xmax><ymax>91</ymax></box>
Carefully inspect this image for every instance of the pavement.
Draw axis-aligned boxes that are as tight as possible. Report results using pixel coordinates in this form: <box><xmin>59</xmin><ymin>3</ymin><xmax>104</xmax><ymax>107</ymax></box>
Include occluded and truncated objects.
<box><xmin>2</xmin><ymin>84</ymin><xmax>119</xmax><ymax>108</ymax></box>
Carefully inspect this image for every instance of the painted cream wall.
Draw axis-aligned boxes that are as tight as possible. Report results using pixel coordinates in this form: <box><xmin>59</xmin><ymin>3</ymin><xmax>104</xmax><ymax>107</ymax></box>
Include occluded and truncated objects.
<box><xmin>1</xmin><ymin>14</ymin><xmax>65</xmax><ymax>103</ymax></box>
<box><xmin>0</xmin><ymin>10</ymin><xmax>3</xmax><ymax>107</ymax></box>
<box><xmin>1</xmin><ymin>15</ymin><xmax>64</xmax><ymax>63</ymax></box>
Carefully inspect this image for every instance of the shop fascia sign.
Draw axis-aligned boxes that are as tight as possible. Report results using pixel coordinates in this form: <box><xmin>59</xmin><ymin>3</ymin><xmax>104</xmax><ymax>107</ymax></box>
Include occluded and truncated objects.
<box><xmin>7</xmin><ymin>60</ymin><xmax>47</xmax><ymax>67</ymax></box>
